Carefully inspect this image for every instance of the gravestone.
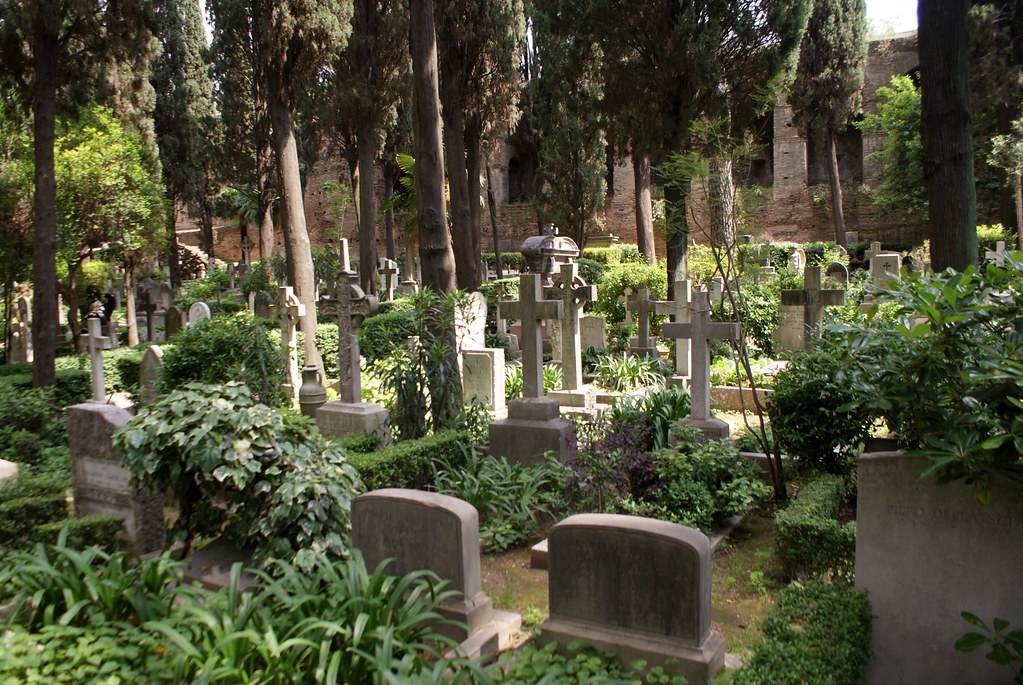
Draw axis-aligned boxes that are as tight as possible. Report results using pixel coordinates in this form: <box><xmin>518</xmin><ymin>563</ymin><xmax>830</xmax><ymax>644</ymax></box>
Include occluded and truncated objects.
<box><xmin>538</xmin><ymin>514</ymin><xmax>724</xmax><ymax>685</ymax></box>
<box><xmin>139</xmin><ymin>345</ymin><xmax>164</xmax><ymax>405</ymax></box>
<box><xmin>455</xmin><ymin>291</ymin><xmax>488</xmax><ymax>354</ymax></box>
<box><xmin>0</xmin><ymin>459</ymin><xmax>17</xmax><ymax>483</ymax></box>
<box><xmin>774</xmin><ymin>266</ymin><xmax>847</xmax><ymax>351</ymax></box>
<box><xmin>352</xmin><ymin>489</ymin><xmax>520</xmax><ymax>657</ymax></box>
<box><xmin>489</xmin><ymin>274</ymin><xmax>573</xmax><ymax>465</ymax></box>
<box><xmin>857</xmin><ymin>452</ymin><xmax>1023</xmax><ymax>685</ymax></box>
<box><xmin>240</xmin><ymin>236</ymin><xmax>254</xmax><ymax>269</ymax></box>
<box><xmin>84</xmin><ymin>317</ymin><xmax>111</xmax><ymax>402</ymax></box>
<box><xmin>825</xmin><ymin>261</ymin><xmax>850</xmax><ymax>286</ymax></box>
<box><xmin>316</xmin><ymin>270</ymin><xmax>388</xmax><ymax>440</ymax></box>
<box><xmin>789</xmin><ymin>248</ymin><xmax>806</xmax><ymax>272</ymax></box>
<box><xmin>462</xmin><ymin>349</ymin><xmax>506</xmax><ymax>413</ymax></box>
<box><xmin>864</xmin><ymin>240</ymin><xmax>885</xmax><ymax>262</ymax></box>
<box><xmin>579</xmin><ymin>315</ymin><xmax>606</xmax><ymax>352</ymax></box>
<box><xmin>252</xmin><ymin>291</ymin><xmax>272</xmax><ymax>320</ymax></box>
<box><xmin>67</xmin><ymin>403</ymin><xmax>164</xmax><ymax>555</ymax></box>
<box><xmin>624</xmin><ymin>284</ymin><xmax>659</xmax><ymax>359</ymax></box>
<box><xmin>709</xmin><ymin>276</ymin><xmax>724</xmax><ymax>307</ymax></box>
<box><xmin>277</xmin><ymin>287</ymin><xmax>305</xmax><ymax>401</ymax></box>
<box><xmin>187</xmin><ymin>301</ymin><xmax>212</xmax><ymax>326</ymax></box>
<box><xmin>655</xmin><ymin>271</ymin><xmax>692</xmax><ymax>386</ymax></box>
<box><xmin>985</xmin><ymin>240</ymin><xmax>1008</xmax><ymax>266</ymax></box>
<box><xmin>861</xmin><ymin>249</ymin><xmax>902</xmax><ymax>312</ymax></box>
<box><xmin>662</xmin><ymin>290</ymin><xmax>740</xmax><ymax>441</ymax></box>
<box><xmin>164</xmin><ymin>306</ymin><xmax>184</xmax><ymax>341</ymax></box>
<box><xmin>377</xmin><ymin>258</ymin><xmax>399</xmax><ymax>301</ymax></box>
<box><xmin>494</xmin><ymin>283</ymin><xmax>520</xmax><ymax>359</ymax></box>
<box><xmin>141</xmin><ymin>293</ymin><xmax>158</xmax><ymax>342</ymax></box>
<box><xmin>548</xmin><ymin>263</ymin><xmax>596</xmax><ymax>398</ymax></box>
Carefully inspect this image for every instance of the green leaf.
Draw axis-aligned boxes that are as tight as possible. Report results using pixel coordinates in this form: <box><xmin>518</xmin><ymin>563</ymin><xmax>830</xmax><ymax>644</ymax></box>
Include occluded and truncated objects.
<box><xmin>954</xmin><ymin>633</ymin><xmax>988</xmax><ymax>652</ymax></box>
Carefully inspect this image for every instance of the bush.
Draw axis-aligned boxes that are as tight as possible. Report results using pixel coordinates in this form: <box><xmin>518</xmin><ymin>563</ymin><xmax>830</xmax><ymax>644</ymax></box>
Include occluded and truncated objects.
<box><xmin>0</xmin><ymin>495</ymin><xmax>68</xmax><ymax>547</ymax></box>
<box><xmin>0</xmin><ymin>383</ymin><xmax>71</xmax><ymax>465</ymax></box>
<box><xmin>332</xmin><ymin>431</ymin><xmax>382</xmax><ymax>454</ymax></box>
<box><xmin>768</xmin><ymin>340</ymin><xmax>877</xmax><ymax>474</ymax></box>
<box><xmin>114</xmin><ymin>382</ymin><xmax>362</xmax><ymax>567</ymax></box>
<box><xmin>592</xmin><ymin>261</ymin><xmax>667</xmax><ymax>325</ymax></box>
<box><xmin>158</xmin><ymin>313</ymin><xmax>287</xmax><ymax>406</ymax></box>
<box><xmin>346</xmin><ymin>430</ymin><xmax>469</xmax><ymax>491</ymax></box>
<box><xmin>488</xmin><ymin>640</ymin><xmax>685</xmax><ymax>684</ymax></box>
<box><xmin>359</xmin><ymin>310</ymin><xmax>417</xmax><ymax>361</ymax></box>
<box><xmin>38</xmin><ymin>516</ymin><xmax>125</xmax><ymax>551</ymax></box>
<box><xmin>575</xmin><ymin>257</ymin><xmax>607</xmax><ymax>286</ymax></box>
<box><xmin>609</xmin><ymin>385</ymin><xmax>691</xmax><ymax>450</ymax></box>
<box><xmin>724</xmin><ymin>581</ymin><xmax>871</xmax><ymax>685</ymax></box>
<box><xmin>482</xmin><ymin>251</ymin><xmax>528</xmax><ymax>272</ymax></box>
<box><xmin>593</xmin><ymin>353</ymin><xmax>664</xmax><ymax>392</ymax></box>
<box><xmin>774</xmin><ymin>474</ymin><xmax>856</xmax><ymax>581</ymax></box>
<box><xmin>581</xmin><ymin>244</ymin><xmax>645</xmax><ymax>265</ymax></box>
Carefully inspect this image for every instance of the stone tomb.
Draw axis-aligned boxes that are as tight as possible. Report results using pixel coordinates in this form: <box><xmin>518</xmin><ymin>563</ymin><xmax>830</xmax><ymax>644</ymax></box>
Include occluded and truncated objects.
<box><xmin>537</xmin><ymin>514</ymin><xmax>724</xmax><ymax>685</ymax></box>
<box><xmin>857</xmin><ymin>452</ymin><xmax>1023</xmax><ymax>685</ymax></box>
<box><xmin>139</xmin><ymin>345</ymin><xmax>164</xmax><ymax>405</ymax></box>
<box><xmin>352</xmin><ymin>489</ymin><xmax>520</xmax><ymax>658</ymax></box>
<box><xmin>67</xmin><ymin>403</ymin><xmax>164</xmax><ymax>555</ymax></box>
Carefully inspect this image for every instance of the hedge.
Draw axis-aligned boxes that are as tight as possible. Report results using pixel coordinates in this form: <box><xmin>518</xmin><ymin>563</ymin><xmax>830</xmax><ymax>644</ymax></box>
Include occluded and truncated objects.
<box><xmin>774</xmin><ymin>474</ymin><xmax>856</xmax><ymax>580</ymax></box>
<box><xmin>0</xmin><ymin>495</ymin><xmax>68</xmax><ymax>547</ymax></box>
<box><xmin>346</xmin><ymin>430</ymin><xmax>469</xmax><ymax>491</ymax></box>
<box><xmin>0</xmin><ymin>369</ymin><xmax>91</xmax><ymax>409</ymax></box>
<box><xmin>724</xmin><ymin>581</ymin><xmax>872</xmax><ymax>685</ymax></box>
<box><xmin>39</xmin><ymin>516</ymin><xmax>125</xmax><ymax>551</ymax></box>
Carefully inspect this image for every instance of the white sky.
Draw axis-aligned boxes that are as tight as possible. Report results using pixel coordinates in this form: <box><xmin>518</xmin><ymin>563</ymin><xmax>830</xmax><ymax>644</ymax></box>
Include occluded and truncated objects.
<box><xmin>866</xmin><ymin>0</ymin><xmax>918</xmax><ymax>35</ymax></box>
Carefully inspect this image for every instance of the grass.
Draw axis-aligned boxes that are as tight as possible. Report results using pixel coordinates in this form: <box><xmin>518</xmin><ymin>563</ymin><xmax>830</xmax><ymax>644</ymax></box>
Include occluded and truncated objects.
<box><xmin>479</xmin><ymin>509</ymin><xmax>781</xmax><ymax>657</ymax></box>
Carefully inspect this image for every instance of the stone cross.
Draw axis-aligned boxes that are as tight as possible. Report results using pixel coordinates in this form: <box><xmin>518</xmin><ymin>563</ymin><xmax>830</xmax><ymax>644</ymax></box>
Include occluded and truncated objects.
<box><xmin>661</xmin><ymin>290</ymin><xmax>740</xmax><ymax>422</ymax></box>
<box><xmin>864</xmin><ymin>241</ymin><xmax>885</xmax><ymax>262</ymax></box>
<box><xmin>278</xmin><ymin>286</ymin><xmax>306</xmax><ymax>400</ymax></box>
<box><xmin>798</xmin><ymin>266</ymin><xmax>846</xmax><ymax>340</ymax></box>
<box><xmin>624</xmin><ymin>284</ymin><xmax>658</xmax><ymax>357</ymax></box>
<box><xmin>339</xmin><ymin>238</ymin><xmax>351</xmax><ymax>272</ymax></box>
<box><xmin>377</xmin><ymin>258</ymin><xmax>399</xmax><ymax>301</ymax></box>
<box><xmin>655</xmin><ymin>273</ymin><xmax>692</xmax><ymax>378</ymax></box>
<box><xmin>550</xmin><ymin>263</ymin><xmax>596</xmax><ymax>391</ymax></box>
<box><xmin>227</xmin><ymin>263</ymin><xmax>236</xmax><ymax>290</ymax></box>
<box><xmin>141</xmin><ymin>292</ymin><xmax>157</xmax><ymax>342</ymax></box>
<box><xmin>322</xmin><ymin>271</ymin><xmax>378</xmax><ymax>403</ymax></box>
<box><xmin>503</xmin><ymin>274</ymin><xmax>561</xmax><ymax>398</ymax></box>
<box><xmin>85</xmin><ymin>317</ymin><xmax>111</xmax><ymax>402</ymax></box>
<box><xmin>985</xmin><ymin>240</ymin><xmax>1008</xmax><ymax>266</ymax></box>
<box><xmin>240</xmin><ymin>236</ymin><xmax>254</xmax><ymax>269</ymax></box>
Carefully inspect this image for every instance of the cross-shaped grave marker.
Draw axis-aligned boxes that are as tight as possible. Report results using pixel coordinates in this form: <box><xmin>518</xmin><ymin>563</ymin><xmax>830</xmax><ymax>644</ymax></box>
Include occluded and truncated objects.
<box><xmin>84</xmin><ymin>317</ymin><xmax>111</xmax><ymax>402</ymax></box>
<box><xmin>141</xmin><ymin>292</ymin><xmax>157</xmax><ymax>342</ymax></box>
<box><xmin>377</xmin><ymin>258</ymin><xmax>399</xmax><ymax>301</ymax></box>
<box><xmin>624</xmin><ymin>284</ymin><xmax>658</xmax><ymax>358</ymax></box>
<box><xmin>864</xmin><ymin>241</ymin><xmax>885</xmax><ymax>262</ymax></box>
<box><xmin>787</xmin><ymin>266</ymin><xmax>846</xmax><ymax>341</ymax></box>
<box><xmin>655</xmin><ymin>271</ymin><xmax>692</xmax><ymax>379</ymax></box>
<box><xmin>503</xmin><ymin>274</ymin><xmax>561</xmax><ymax>398</ymax></box>
<box><xmin>277</xmin><ymin>286</ymin><xmax>306</xmax><ymax>400</ymax></box>
<box><xmin>320</xmin><ymin>270</ymin><xmax>378</xmax><ymax>403</ymax></box>
<box><xmin>240</xmin><ymin>236</ymin><xmax>254</xmax><ymax>269</ymax></box>
<box><xmin>985</xmin><ymin>240</ymin><xmax>1008</xmax><ymax>266</ymax></box>
<box><xmin>662</xmin><ymin>290</ymin><xmax>741</xmax><ymax>425</ymax></box>
<box><xmin>550</xmin><ymin>263</ymin><xmax>596</xmax><ymax>391</ymax></box>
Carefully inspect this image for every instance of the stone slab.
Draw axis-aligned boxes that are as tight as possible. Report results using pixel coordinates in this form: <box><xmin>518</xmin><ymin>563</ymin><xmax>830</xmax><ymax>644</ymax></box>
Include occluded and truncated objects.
<box><xmin>316</xmin><ymin>401</ymin><xmax>390</xmax><ymax>442</ymax></box>
<box><xmin>0</xmin><ymin>459</ymin><xmax>18</xmax><ymax>483</ymax></box>
<box><xmin>548</xmin><ymin>387</ymin><xmax>595</xmax><ymax>409</ymax></box>
<box><xmin>181</xmin><ymin>536</ymin><xmax>256</xmax><ymax>591</ymax></box>
<box><xmin>857</xmin><ymin>452</ymin><xmax>1023</xmax><ymax>685</ymax></box>
<box><xmin>507</xmin><ymin>396</ymin><xmax>561</xmax><ymax>421</ymax></box>
<box><xmin>489</xmin><ymin>413</ymin><xmax>574</xmax><ymax>467</ymax></box>
<box><xmin>678</xmin><ymin>416</ymin><xmax>731</xmax><ymax>442</ymax></box>
<box><xmin>708</xmin><ymin>385</ymin><xmax>772</xmax><ymax>413</ymax></box>
<box><xmin>462</xmin><ymin>348</ymin><xmax>506</xmax><ymax>413</ymax></box>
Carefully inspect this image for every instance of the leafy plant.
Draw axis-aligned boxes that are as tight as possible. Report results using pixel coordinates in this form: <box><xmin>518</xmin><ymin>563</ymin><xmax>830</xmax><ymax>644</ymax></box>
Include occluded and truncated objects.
<box><xmin>505</xmin><ymin>364</ymin><xmax>524</xmax><ymax>400</ymax></box>
<box><xmin>956</xmin><ymin>613</ymin><xmax>1023</xmax><ymax>684</ymax></box>
<box><xmin>114</xmin><ymin>382</ymin><xmax>362</xmax><ymax>566</ymax></box>
<box><xmin>774</xmin><ymin>474</ymin><xmax>855</xmax><ymax>581</ymax></box>
<box><xmin>592</xmin><ymin>262</ymin><xmax>667</xmax><ymax>326</ymax></box>
<box><xmin>488</xmin><ymin>640</ymin><xmax>686</xmax><ymax>684</ymax></box>
<box><xmin>593</xmin><ymin>353</ymin><xmax>664</xmax><ymax>392</ymax></box>
<box><xmin>609</xmin><ymin>386</ymin><xmax>692</xmax><ymax>450</ymax></box>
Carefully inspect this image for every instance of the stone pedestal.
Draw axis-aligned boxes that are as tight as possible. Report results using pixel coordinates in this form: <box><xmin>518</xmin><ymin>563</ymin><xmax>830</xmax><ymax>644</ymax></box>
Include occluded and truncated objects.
<box><xmin>316</xmin><ymin>401</ymin><xmax>390</xmax><ymax>442</ymax></box>
<box><xmin>628</xmin><ymin>345</ymin><xmax>659</xmax><ymax>359</ymax></box>
<box><xmin>548</xmin><ymin>387</ymin><xmax>595</xmax><ymax>409</ymax></box>
<box><xmin>488</xmin><ymin>397</ymin><xmax>574</xmax><ymax>467</ymax></box>
<box><xmin>678</xmin><ymin>416</ymin><xmax>731</xmax><ymax>442</ymax></box>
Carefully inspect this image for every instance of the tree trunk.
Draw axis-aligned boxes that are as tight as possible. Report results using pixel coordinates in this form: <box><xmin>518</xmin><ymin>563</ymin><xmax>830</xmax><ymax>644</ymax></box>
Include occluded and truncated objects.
<box><xmin>1015</xmin><ymin>174</ymin><xmax>1023</xmax><ymax>252</ymax></box>
<box><xmin>410</xmin><ymin>0</ymin><xmax>456</xmax><ymax>293</ymax></box>
<box><xmin>466</xmin><ymin>120</ymin><xmax>483</xmax><ymax>290</ymax></box>
<box><xmin>440</xmin><ymin>72</ymin><xmax>475</xmax><ymax>290</ymax></box>
<box><xmin>124</xmin><ymin>266</ymin><xmax>139</xmax><ymax>348</ymax></box>
<box><xmin>826</xmin><ymin>131</ymin><xmax>847</xmax><ymax>247</ymax></box>
<box><xmin>167</xmin><ymin>198</ymin><xmax>181</xmax><ymax>288</ymax></box>
<box><xmin>383</xmin><ymin>163</ymin><xmax>396</xmax><ymax>261</ymax></box>
<box><xmin>257</xmin><ymin>144</ymin><xmax>275</xmax><ymax>265</ymax></box>
<box><xmin>708</xmin><ymin>155</ymin><xmax>735</xmax><ymax>247</ymax></box>
<box><xmin>664</xmin><ymin>182</ymin><xmax>690</xmax><ymax>303</ymax></box>
<box><xmin>487</xmin><ymin>166</ymin><xmax>504</xmax><ymax>278</ymax></box>
<box><xmin>31</xmin><ymin>21</ymin><xmax>59</xmax><ymax>388</ymax></box>
<box><xmin>267</xmin><ymin>76</ymin><xmax>324</xmax><ymax>375</ymax></box>
<box><xmin>356</xmin><ymin>124</ymin><xmax>379</xmax><ymax>294</ymax></box>
<box><xmin>632</xmin><ymin>149</ymin><xmax>656</xmax><ymax>264</ymax></box>
<box><xmin>67</xmin><ymin>268</ymin><xmax>80</xmax><ymax>353</ymax></box>
<box><xmin>919</xmin><ymin>0</ymin><xmax>977</xmax><ymax>272</ymax></box>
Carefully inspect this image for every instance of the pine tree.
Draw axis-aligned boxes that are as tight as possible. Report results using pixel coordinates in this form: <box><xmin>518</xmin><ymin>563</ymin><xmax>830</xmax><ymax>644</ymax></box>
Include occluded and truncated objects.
<box><xmin>789</xmin><ymin>0</ymin><xmax>868</xmax><ymax>248</ymax></box>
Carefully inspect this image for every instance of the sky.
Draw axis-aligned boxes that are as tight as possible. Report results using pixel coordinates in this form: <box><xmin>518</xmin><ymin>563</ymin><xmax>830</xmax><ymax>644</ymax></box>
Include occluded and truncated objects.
<box><xmin>866</xmin><ymin>0</ymin><xmax>918</xmax><ymax>35</ymax></box>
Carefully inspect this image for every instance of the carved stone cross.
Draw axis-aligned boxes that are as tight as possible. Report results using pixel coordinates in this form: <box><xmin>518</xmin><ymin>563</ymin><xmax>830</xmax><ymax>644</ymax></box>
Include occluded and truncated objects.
<box><xmin>278</xmin><ymin>286</ymin><xmax>306</xmax><ymax>400</ymax></box>
<box><xmin>661</xmin><ymin>290</ymin><xmax>741</xmax><ymax>422</ymax></box>
<box><xmin>985</xmin><ymin>240</ymin><xmax>1008</xmax><ymax>266</ymax></box>
<box><xmin>377</xmin><ymin>258</ymin><xmax>399</xmax><ymax>301</ymax></box>
<box><xmin>550</xmin><ymin>263</ymin><xmax>596</xmax><ymax>391</ymax></box>
<box><xmin>141</xmin><ymin>292</ymin><xmax>157</xmax><ymax>342</ymax></box>
<box><xmin>503</xmin><ymin>274</ymin><xmax>561</xmax><ymax>398</ymax></box>
<box><xmin>84</xmin><ymin>317</ymin><xmax>111</xmax><ymax>402</ymax></box>
<box><xmin>624</xmin><ymin>284</ymin><xmax>658</xmax><ymax>356</ymax></box>
<box><xmin>320</xmin><ymin>270</ymin><xmax>378</xmax><ymax>403</ymax></box>
<box><xmin>782</xmin><ymin>266</ymin><xmax>846</xmax><ymax>341</ymax></box>
<box><xmin>240</xmin><ymin>236</ymin><xmax>254</xmax><ymax>269</ymax></box>
<box><xmin>655</xmin><ymin>272</ymin><xmax>692</xmax><ymax>378</ymax></box>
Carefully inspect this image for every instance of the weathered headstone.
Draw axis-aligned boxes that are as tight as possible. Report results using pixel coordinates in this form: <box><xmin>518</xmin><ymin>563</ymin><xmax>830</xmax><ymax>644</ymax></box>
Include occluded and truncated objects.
<box><xmin>774</xmin><ymin>266</ymin><xmax>847</xmax><ymax>351</ymax></box>
<box><xmin>187</xmin><ymin>301</ymin><xmax>211</xmax><ymax>326</ymax></box>
<box><xmin>662</xmin><ymin>290</ymin><xmax>740</xmax><ymax>440</ymax></box>
<box><xmin>825</xmin><ymin>261</ymin><xmax>850</xmax><ymax>286</ymax></box>
<box><xmin>252</xmin><ymin>291</ymin><xmax>272</xmax><ymax>320</ymax></box>
<box><xmin>462</xmin><ymin>349</ymin><xmax>506</xmax><ymax>413</ymax></box>
<box><xmin>164</xmin><ymin>306</ymin><xmax>184</xmax><ymax>341</ymax></box>
<box><xmin>864</xmin><ymin>240</ymin><xmax>885</xmax><ymax>262</ymax></box>
<box><xmin>455</xmin><ymin>292</ymin><xmax>488</xmax><ymax>354</ymax></box>
<box><xmin>277</xmin><ymin>286</ymin><xmax>305</xmax><ymax>401</ymax></box>
<box><xmin>352</xmin><ymin>489</ymin><xmax>520</xmax><ymax>657</ymax></box>
<box><xmin>789</xmin><ymin>248</ymin><xmax>806</xmax><ymax>272</ymax></box>
<box><xmin>861</xmin><ymin>249</ymin><xmax>902</xmax><ymax>312</ymax></box>
<box><xmin>377</xmin><ymin>258</ymin><xmax>399</xmax><ymax>301</ymax></box>
<box><xmin>624</xmin><ymin>284</ymin><xmax>659</xmax><ymax>359</ymax></box>
<box><xmin>984</xmin><ymin>240</ymin><xmax>1008</xmax><ymax>266</ymax></box>
<box><xmin>84</xmin><ymin>317</ymin><xmax>111</xmax><ymax>402</ymax></box>
<box><xmin>489</xmin><ymin>274</ymin><xmax>573</xmax><ymax>465</ymax></box>
<box><xmin>857</xmin><ymin>452</ymin><xmax>1023</xmax><ymax>685</ymax></box>
<box><xmin>579</xmin><ymin>315</ymin><xmax>607</xmax><ymax>352</ymax></box>
<box><xmin>494</xmin><ymin>282</ymin><xmax>520</xmax><ymax>359</ymax></box>
<box><xmin>139</xmin><ymin>345</ymin><xmax>164</xmax><ymax>405</ymax></box>
<box><xmin>0</xmin><ymin>459</ymin><xmax>17</xmax><ymax>483</ymax></box>
<box><xmin>537</xmin><ymin>514</ymin><xmax>724</xmax><ymax>685</ymax></box>
<box><xmin>240</xmin><ymin>236</ymin><xmax>254</xmax><ymax>269</ymax></box>
<box><xmin>141</xmin><ymin>293</ymin><xmax>158</xmax><ymax>342</ymax></box>
<box><xmin>655</xmin><ymin>271</ymin><xmax>692</xmax><ymax>384</ymax></box>
<box><xmin>67</xmin><ymin>403</ymin><xmax>164</xmax><ymax>555</ymax></box>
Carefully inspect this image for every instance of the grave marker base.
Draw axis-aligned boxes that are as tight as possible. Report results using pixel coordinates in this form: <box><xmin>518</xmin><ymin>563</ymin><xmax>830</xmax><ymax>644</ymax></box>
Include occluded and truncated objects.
<box><xmin>316</xmin><ymin>401</ymin><xmax>390</xmax><ymax>442</ymax></box>
<box><xmin>628</xmin><ymin>345</ymin><xmax>659</xmax><ymax>360</ymax></box>
<box><xmin>489</xmin><ymin>398</ymin><xmax>574</xmax><ymax>466</ymax></box>
<box><xmin>677</xmin><ymin>416</ymin><xmax>731</xmax><ymax>442</ymax></box>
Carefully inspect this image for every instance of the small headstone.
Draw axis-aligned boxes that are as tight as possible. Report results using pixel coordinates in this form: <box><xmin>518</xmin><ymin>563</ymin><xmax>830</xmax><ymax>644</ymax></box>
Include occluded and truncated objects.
<box><xmin>825</xmin><ymin>261</ymin><xmax>850</xmax><ymax>286</ymax></box>
<box><xmin>624</xmin><ymin>284</ymin><xmax>658</xmax><ymax>359</ymax></box>
<box><xmin>139</xmin><ymin>346</ymin><xmax>164</xmax><ymax>405</ymax></box>
<box><xmin>455</xmin><ymin>292</ymin><xmax>488</xmax><ymax>353</ymax></box>
<box><xmin>538</xmin><ymin>514</ymin><xmax>724</xmax><ymax>684</ymax></box>
<box><xmin>655</xmin><ymin>270</ymin><xmax>693</xmax><ymax>381</ymax></box>
<box><xmin>579</xmin><ymin>315</ymin><xmax>607</xmax><ymax>352</ymax></box>
<box><xmin>164</xmin><ymin>306</ymin><xmax>184</xmax><ymax>341</ymax></box>
<box><xmin>67</xmin><ymin>403</ymin><xmax>164</xmax><ymax>555</ymax></box>
<box><xmin>141</xmin><ymin>293</ymin><xmax>158</xmax><ymax>342</ymax></box>
<box><xmin>789</xmin><ymin>248</ymin><xmax>806</xmax><ymax>272</ymax></box>
<box><xmin>253</xmin><ymin>292</ymin><xmax>272</xmax><ymax>320</ymax></box>
<box><xmin>277</xmin><ymin>286</ymin><xmax>306</xmax><ymax>400</ymax></box>
<box><xmin>462</xmin><ymin>349</ymin><xmax>506</xmax><ymax>413</ymax></box>
<box><xmin>84</xmin><ymin>317</ymin><xmax>111</xmax><ymax>402</ymax></box>
<box><xmin>187</xmin><ymin>301</ymin><xmax>211</xmax><ymax>326</ymax></box>
<box><xmin>0</xmin><ymin>459</ymin><xmax>18</xmax><ymax>483</ymax></box>
<box><xmin>845</xmin><ymin>230</ymin><xmax>859</xmax><ymax>245</ymax></box>
<box><xmin>377</xmin><ymin>258</ymin><xmax>399</xmax><ymax>301</ymax></box>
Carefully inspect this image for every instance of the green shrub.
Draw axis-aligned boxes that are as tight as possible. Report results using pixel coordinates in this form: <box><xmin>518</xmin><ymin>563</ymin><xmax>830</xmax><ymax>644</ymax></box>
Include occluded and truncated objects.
<box><xmin>593</xmin><ymin>353</ymin><xmax>664</xmax><ymax>392</ymax></box>
<box><xmin>347</xmin><ymin>430</ymin><xmax>469</xmax><ymax>491</ymax></box>
<box><xmin>0</xmin><ymin>383</ymin><xmax>69</xmax><ymax>464</ymax></box>
<box><xmin>709</xmin><ymin>355</ymin><xmax>775</xmax><ymax>389</ymax></box>
<box><xmin>575</xmin><ymin>257</ymin><xmax>607</xmax><ymax>286</ymax></box>
<box><xmin>0</xmin><ymin>495</ymin><xmax>68</xmax><ymax>547</ymax></box>
<box><xmin>592</xmin><ymin>261</ymin><xmax>667</xmax><ymax>325</ymax></box>
<box><xmin>158</xmin><ymin>313</ymin><xmax>287</xmax><ymax>406</ymax></box>
<box><xmin>609</xmin><ymin>385</ymin><xmax>691</xmax><ymax>450</ymax></box>
<box><xmin>482</xmin><ymin>251</ymin><xmax>528</xmax><ymax>272</ymax></box>
<box><xmin>332</xmin><ymin>431</ymin><xmax>382</xmax><ymax>454</ymax></box>
<box><xmin>377</xmin><ymin>296</ymin><xmax>415</xmax><ymax>314</ymax></box>
<box><xmin>774</xmin><ymin>474</ymin><xmax>856</xmax><ymax>581</ymax></box>
<box><xmin>0</xmin><ymin>361</ymin><xmax>32</xmax><ymax>376</ymax></box>
<box><xmin>581</xmin><ymin>243</ymin><xmax>645</xmax><ymax>265</ymax></box>
<box><xmin>38</xmin><ymin>516</ymin><xmax>125</xmax><ymax>551</ymax></box>
<box><xmin>724</xmin><ymin>581</ymin><xmax>871</xmax><ymax>685</ymax></box>
<box><xmin>768</xmin><ymin>340</ymin><xmax>877</xmax><ymax>474</ymax></box>
<box><xmin>114</xmin><ymin>382</ymin><xmax>362</xmax><ymax>567</ymax></box>
<box><xmin>359</xmin><ymin>309</ymin><xmax>416</xmax><ymax>361</ymax></box>
<box><xmin>488</xmin><ymin>640</ymin><xmax>685</xmax><ymax>684</ymax></box>
<box><xmin>730</xmin><ymin>284</ymin><xmax>779</xmax><ymax>357</ymax></box>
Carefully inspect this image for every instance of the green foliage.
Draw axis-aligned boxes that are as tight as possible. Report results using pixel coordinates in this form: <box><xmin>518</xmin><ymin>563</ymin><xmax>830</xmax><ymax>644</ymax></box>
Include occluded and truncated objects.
<box><xmin>359</xmin><ymin>310</ymin><xmax>417</xmax><ymax>361</ymax></box>
<box><xmin>158</xmin><ymin>313</ymin><xmax>287</xmax><ymax>406</ymax></box>
<box><xmin>724</xmin><ymin>581</ymin><xmax>871</xmax><ymax>685</ymax></box>
<box><xmin>730</xmin><ymin>285</ymin><xmax>779</xmax><ymax>357</ymax></box>
<box><xmin>38</xmin><ymin>516</ymin><xmax>125</xmax><ymax>551</ymax></box>
<box><xmin>581</xmin><ymin>244</ymin><xmax>646</xmax><ymax>266</ymax></box>
<box><xmin>829</xmin><ymin>256</ymin><xmax>1023</xmax><ymax>495</ymax></box>
<box><xmin>314</xmin><ymin>322</ymin><xmax>340</xmax><ymax>379</ymax></box>
<box><xmin>768</xmin><ymin>339</ymin><xmax>877</xmax><ymax>474</ymax></box>
<box><xmin>332</xmin><ymin>431</ymin><xmax>382</xmax><ymax>454</ymax></box>
<box><xmin>576</xmin><ymin>257</ymin><xmax>608</xmax><ymax>286</ymax></box>
<box><xmin>481</xmin><ymin>252</ymin><xmax>528</xmax><ymax>272</ymax></box>
<box><xmin>857</xmin><ymin>75</ymin><xmax>927</xmax><ymax>217</ymax></box>
<box><xmin>346</xmin><ymin>430</ymin><xmax>470</xmax><ymax>491</ymax></box>
<box><xmin>505</xmin><ymin>364</ymin><xmax>524</xmax><ymax>401</ymax></box>
<box><xmin>488</xmin><ymin>640</ymin><xmax>686</xmax><ymax>684</ymax></box>
<box><xmin>774</xmin><ymin>475</ymin><xmax>855</xmax><ymax>581</ymax></box>
<box><xmin>433</xmin><ymin>450</ymin><xmax>563</xmax><ymax>553</ymax></box>
<box><xmin>609</xmin><ymin>386</ymin><xmax>692</xmax><ymax>450</ymax></box>
<box><xmin>114</xmin><ymin>382</ymin><xmax>362</xmax><ymax>567</ymax></box>
<box><xmin>709</xmin><ymin>356</ymin><xmax>775</xmax><ymax>389</ymax></box>
<box><xmin>0</xmin><ymin>495</ymin><xmax>67</xmax><ymax>548</ymax></box>
<box><xmin>594</xmin><ymin>354</ymin><xmax>664</xmax><ymax>392</ymax></box>
<box><xmin>112</xmin><ymin>346</ymin><xmax>146</xmax><ymax>400</ymax></box>
<box><xmin>593</xmin><ymin>262</ymin><xmax>668</xmax><ymax>325</ymax></box>
<box><xmin>240</xmin><ymin>261</ymin><xmax>274</xmax><ymax>297</ymax></box>
<box><xmin>956</xmin><ymin>613</ymin><xmax>1023</xmax><ymax>684</ymax></box>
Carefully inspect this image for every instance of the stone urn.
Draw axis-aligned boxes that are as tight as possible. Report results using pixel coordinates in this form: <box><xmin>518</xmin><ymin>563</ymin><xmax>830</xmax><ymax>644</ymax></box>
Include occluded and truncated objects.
<box><xmin>298</xmin><ymin>365</ymin><xmax>327</xmax><ymax>418</ymax></box>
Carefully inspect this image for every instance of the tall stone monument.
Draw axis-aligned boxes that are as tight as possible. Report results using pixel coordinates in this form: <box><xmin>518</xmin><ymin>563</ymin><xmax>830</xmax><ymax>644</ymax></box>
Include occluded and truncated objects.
<box><xmin>656</xmin><ymin>270</ymin><xmax>692</xmax><ymax>387</ymax></box>
<box><xmin>547</xmin><ymin>263</ymin><xmax>596</xmax><ymax>409</ymax></box>
<box><xmin>624</xmin><ymin>284</ymin><xmax>659</xmax><ymax>359</ymax></box>
<box><xmin>277</xmin><ymin>286</ymin><xmax>305</xmax><ymax>401</ymax></box>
